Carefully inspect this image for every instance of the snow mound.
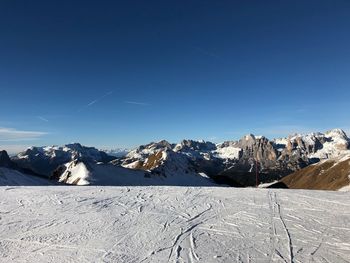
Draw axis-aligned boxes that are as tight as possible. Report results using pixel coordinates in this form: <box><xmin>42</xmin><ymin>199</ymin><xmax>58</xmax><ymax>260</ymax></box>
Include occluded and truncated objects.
<box><xmin>58</xmin><ymin>161</ymin><xmax>91</xmax><ymax>185</ymax></box>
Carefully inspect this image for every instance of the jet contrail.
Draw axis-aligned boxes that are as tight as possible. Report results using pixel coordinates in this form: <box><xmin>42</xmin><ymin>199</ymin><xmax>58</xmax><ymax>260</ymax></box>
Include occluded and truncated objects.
<box><xmin>37</xmin><ymin>116</ymin><xmax>49</xmax><ymax>122</ymax></box>
<box><xmin>78</xmin><ymin>91</ymin><xmax>113</xmax><ymax>112</ymax></box>
<box><xmin>87</xmin><ymin>91</ymin><xmax>113</xmax><ymax>107</ymax></box>
<box><xmin>125</xmin><ymin>101</ymin><xmax>150</xmax><ymax>106</ymax></box>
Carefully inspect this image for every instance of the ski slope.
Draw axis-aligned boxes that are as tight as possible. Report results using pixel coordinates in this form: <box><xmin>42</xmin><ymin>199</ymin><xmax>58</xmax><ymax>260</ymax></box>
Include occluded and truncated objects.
<box><xmin>0</xmin><ymin>168</ymin><xmax>51</xmax><ymax>186</ymax></box>
<box><xmin>0</xmin><ymin>186</ymin><xmax>349</xmax><ymax>262</ymax></box>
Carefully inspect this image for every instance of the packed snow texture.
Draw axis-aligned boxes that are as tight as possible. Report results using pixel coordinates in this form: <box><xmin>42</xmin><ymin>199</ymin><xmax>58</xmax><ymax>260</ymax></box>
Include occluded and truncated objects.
<box><xmin>0</xmin><ymin>168</ymin><xmax>50</xmax><ymax>186</ymax></box>
<box><xmin>0</xmin><ymin>186</ymin><xmax>349</xmax><ymax>262</ymax></box>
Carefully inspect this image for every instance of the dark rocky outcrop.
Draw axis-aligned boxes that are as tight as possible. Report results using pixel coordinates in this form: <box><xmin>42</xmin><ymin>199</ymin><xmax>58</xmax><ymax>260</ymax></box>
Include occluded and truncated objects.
<box><xmin>0</xmin><ymin>150</ymin><xmax>15</xmax><ymax>168</ymax></box>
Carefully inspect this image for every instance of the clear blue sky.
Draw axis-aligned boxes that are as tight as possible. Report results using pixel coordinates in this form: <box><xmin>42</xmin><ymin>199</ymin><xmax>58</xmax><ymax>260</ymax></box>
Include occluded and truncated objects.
<box><xmin>0</xmin><ymin>0</ymin><xmax>350</xmax><ymax>153</ymax></box>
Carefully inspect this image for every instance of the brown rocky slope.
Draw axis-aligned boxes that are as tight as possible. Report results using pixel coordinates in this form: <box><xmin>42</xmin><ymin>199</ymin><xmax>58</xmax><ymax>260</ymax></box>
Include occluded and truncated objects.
<box><xmin>281</xmin><ymin>155</ymin><xmax>350</xmax><ymax>190</ymax></box>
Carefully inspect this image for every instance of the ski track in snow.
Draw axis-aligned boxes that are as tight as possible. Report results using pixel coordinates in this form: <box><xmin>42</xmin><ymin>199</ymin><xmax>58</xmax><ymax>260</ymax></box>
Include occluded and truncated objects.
<box><xmin>0</xmin><ymin>186</ymin><xmax>349</xmax><ymax>262</ymax></box>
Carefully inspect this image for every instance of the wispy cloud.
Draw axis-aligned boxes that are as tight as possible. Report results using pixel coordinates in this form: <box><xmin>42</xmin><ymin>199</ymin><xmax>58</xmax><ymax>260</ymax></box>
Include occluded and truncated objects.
<box><xmin>78</xmin><ymin>91</ymin><xmax>113</xmax><ymax>112</ymax></box>
<box><xmin>0</xmin><ymin>127</ymin><xmax>47</xmax><ymax>142</ymax></box>
<box><xmin>87</xmin><ymin>100</ymin><xmax>99</xmax><ymax>106</ymax></box>
<box><xmin>37</xmin><ymin>116</ymin><xmax>49</xmax><ymax>122</ymax></box>
<box><xmin>125</xmin><ymin>101</ymin><xmax>150</xmax><ymax>106</ymax></box>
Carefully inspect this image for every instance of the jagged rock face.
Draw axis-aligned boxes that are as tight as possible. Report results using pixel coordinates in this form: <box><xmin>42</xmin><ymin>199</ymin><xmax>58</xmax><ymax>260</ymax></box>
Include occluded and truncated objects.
<box><xmin>174</xmin><ymin>140</ymin><xmax>216</xmax><ymax>154</ymax></box>
<box><xmin>277</xmin><ymin>130</ymin><xmax>350</xmax><ymax>161</ymax></box>
<box><xmin>325</xmin><ymin>129</ymin><xmax>350</xmax><ymax>150</ymax></box>
<box><xmin>281</xmin><ymin>133</ymin><xmax>326</xmax><ymax>156</ymax></box>
<box><xmin>125</xmin><ymin>140</ymin><xmax>174</xmax><ymax>160</ymax></box>
<box><xmin>233</xmin><ymin>135</ymin><xmax>277</xmax><ymax>170</ymax></box>
<box><xmin>174</xmin><ymin>140</ymin><xmax>218</xmax><ymax>163</ymax></box>
<box><xmin>123</xmin><ymin>148</ymin><xmax>196</xmax><ymax>177</ymax></box>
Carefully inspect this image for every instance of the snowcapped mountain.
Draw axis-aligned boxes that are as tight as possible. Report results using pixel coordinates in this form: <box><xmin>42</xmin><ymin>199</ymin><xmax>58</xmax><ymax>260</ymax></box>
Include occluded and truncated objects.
<box><xmin>6</xmin><ymin>128</ymin><xmax>350</xmax><ymax>188</ymax></box>
<box><xmin>12</xmin><ymin>143</ymin><xmax>117</xmax><ymax>177</ymax></box>
<box><xmin>273</xmin><ymin>128</ymin><xmax>350</xmax><ymax>160</ymax></box>
<box><xmin>121</xmin><ymin>129</ymin><xmax>350</xmax><ymax>186</ymax></box>
<box><xmin>10</xmin><ymin>141</ymin><xmax>213</xmax><ymax>186</ymax></box>
<box><xmin>124</xmin><ymin>140</ymin><xmax>174</xmax><ymax>162</ymax></box>
<box><xmin>174</xmin><ymin>140</ymin><xmax>216</xmax><ymax>159</ymax></box>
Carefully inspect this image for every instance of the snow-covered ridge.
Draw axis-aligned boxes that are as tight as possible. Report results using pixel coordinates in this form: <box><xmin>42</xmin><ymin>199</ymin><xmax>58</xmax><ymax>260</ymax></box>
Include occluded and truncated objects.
<box><xmin>13</xmin><ymin>143</ymin><xmax>117</xmax><ymax>177</ymax></box>
<box><xmin>17</xmin><ymin>143</ymin><xmax>113</xmax><ymax>162</ymax></box>
<box><xmin>274</xmin><ymin>128</ymin><xmax>350</xmax><ymax>160</ymax></box>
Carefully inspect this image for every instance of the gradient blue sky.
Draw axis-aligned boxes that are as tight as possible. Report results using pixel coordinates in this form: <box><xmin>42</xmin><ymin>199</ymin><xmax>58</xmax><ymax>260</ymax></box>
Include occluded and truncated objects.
<box><xmin>1</xmin><ymin>0</ymin><xmax>350</xmax><ymax>153</ymax></box>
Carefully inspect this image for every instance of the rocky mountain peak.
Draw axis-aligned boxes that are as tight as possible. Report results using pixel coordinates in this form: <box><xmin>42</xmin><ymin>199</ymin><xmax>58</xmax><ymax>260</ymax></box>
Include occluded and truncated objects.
<box><xmin>325</xmin><ymin>128</ymin><xmax>348</xmax><ymax>137</ymax></box>
<box><xmin>244</xmin><ymin>134</ymin><xmax>256</xmax><ymax>141</ymax></box>
<box><xmin>0</xmin><ymin>150</ymin><xmax>14</xmax><ymax>168</ymax></box>
<box><xmin>175</xmin><ymin>140</ymin><xmax>216</xmax><ymax>152</ymax></box>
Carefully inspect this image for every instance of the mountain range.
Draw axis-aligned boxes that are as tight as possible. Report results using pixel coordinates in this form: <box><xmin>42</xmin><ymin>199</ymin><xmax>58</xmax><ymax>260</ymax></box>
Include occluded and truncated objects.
<box><xmin>1</xmin><ymin>129</ymin><xmax>349</xmax><ymax>190</ymax></box>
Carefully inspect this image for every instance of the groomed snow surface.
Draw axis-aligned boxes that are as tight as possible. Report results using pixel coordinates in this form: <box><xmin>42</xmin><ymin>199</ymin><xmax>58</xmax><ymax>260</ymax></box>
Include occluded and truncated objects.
<box><xmin>0</xmin><ymin>187</ymin><xmax>349</xmax><ymax>263</ymax></box>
